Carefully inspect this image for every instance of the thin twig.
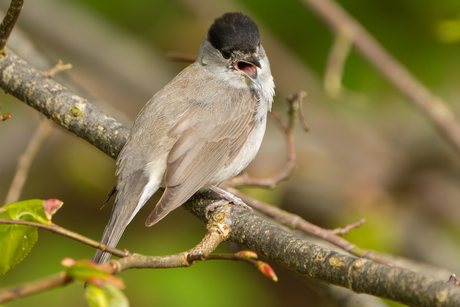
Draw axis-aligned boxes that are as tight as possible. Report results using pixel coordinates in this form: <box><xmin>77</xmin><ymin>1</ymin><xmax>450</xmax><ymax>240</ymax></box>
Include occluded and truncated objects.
<box><xmin>324</xmin><ymin>32</ymin><xmax>352</xmax><ymax>98</ymax></box>
<box><xmin>0</xmin><ymin>272</ymin><xmax>72</xmax><ymax>303</ymax></box>
<box><xmin>224</xmin><ymin>186</ymin><xmax>405</xmax><ymax>269</ymax></box>
<box><xmin>0</xmin><ymin>0</ymin><xmax>24</xmax><ymax>56</ymax></box>
<box><xmin>330</xmin><ymin>218</ymin><xmax>366</xmax><ymax>235</ymax></box>
<box><xmin>0</xmin><ymin>218</ymin><xmax>129</xmax><ymax>258</ymax></box>
<box><xmin>302</xmin><ymin>0</ymin><xmax>460</xmax><ymax>156</ymax></box>
<box><xmin>287</xmin><ymin>91</ymin><xmax>309</xmax><ymax>132</ymax></box>
<box><xmin>4</xmin><ymin>119</ymin><xmax>53</xmax><ymax>205</ymax></box>
<box><xmin>43</xmin><ymin>59</ymin><xmax>73</xmax><ymax>78</ymax></box>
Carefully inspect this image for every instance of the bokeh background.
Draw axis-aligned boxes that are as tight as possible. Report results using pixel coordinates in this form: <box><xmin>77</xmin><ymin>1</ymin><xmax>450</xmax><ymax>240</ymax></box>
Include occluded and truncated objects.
<box><xmin>1</xmin><ymin>0</ymin><xmax>460</xmax><ymax>306</ymax></box>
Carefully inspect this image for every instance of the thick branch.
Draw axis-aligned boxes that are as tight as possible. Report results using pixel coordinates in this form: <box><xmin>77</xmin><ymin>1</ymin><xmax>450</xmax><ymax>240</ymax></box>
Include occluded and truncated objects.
<box><xmin>210</xmin><ymin>203</ymin><xmax>460</xmax><ymax>306</ymax></box>
<box><xmin>225</xmin><ymin>187</ymin><xmax>403</xmax><ymax>269</ymax></box>
<box><xmin>0</xmin><ymin>50</ymin><xmax>129</xmax><ymax>158</ymax></box>
<box><xmin>1</xmin><ymin>50</ymin><xmax>459</xmax><ymax>306</ymax></box>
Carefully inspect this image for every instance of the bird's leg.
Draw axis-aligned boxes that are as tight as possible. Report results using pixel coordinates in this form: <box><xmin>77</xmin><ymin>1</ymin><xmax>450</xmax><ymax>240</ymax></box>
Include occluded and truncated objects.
<box><xmin>205</xmin><ymin>186</ymin><xmax>254</xmax><ymax>219</ymax></box>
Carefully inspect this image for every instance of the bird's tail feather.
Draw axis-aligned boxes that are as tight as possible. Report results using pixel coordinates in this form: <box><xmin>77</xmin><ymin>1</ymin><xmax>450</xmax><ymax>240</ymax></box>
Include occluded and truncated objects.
<box><xmin>93</xmin><ymin>171</ymin><xmax>152</xmax><ymax>264</ymax></box>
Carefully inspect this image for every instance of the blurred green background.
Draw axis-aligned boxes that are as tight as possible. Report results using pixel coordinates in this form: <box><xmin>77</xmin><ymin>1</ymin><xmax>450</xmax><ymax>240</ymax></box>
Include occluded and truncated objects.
<box><xmin>1</xmin><ymin>0</ymin><xmax>460</xmax><ymax>306</ymax></box>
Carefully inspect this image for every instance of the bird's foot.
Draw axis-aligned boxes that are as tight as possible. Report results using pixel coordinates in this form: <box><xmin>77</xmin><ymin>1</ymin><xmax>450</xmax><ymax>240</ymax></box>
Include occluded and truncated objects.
<box><xmin>205</xmin><ymin>186</ymin><xmax>253</xmax><ymax>219</ymax></box>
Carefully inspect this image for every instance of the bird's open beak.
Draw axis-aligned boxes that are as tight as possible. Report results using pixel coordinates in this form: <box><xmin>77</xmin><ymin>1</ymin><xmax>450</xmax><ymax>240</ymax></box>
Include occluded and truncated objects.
<box><xmin>234</xmin><ymin>55</ymin><xmax>262</xmax><ymax>89</ymax></box>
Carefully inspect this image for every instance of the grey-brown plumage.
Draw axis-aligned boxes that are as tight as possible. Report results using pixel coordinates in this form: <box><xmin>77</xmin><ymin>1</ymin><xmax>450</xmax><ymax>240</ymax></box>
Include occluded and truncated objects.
<box><xmin>93</xmin><ymin>12</ymin><xmax>274</xmax><ymax>265</ymax></box>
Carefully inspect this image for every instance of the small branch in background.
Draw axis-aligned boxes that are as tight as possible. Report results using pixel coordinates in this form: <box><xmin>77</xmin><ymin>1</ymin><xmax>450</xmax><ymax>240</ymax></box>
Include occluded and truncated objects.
<box><xmin>226</xmin><ymin>91</ymin><xmax>308</xmax><ymax>189</ymax></box>
<box><xmin>166</xmin><ymin>51</ymin><xmax>196</xmax><ymax>63</ymax></box>
<box><xmin>0</xmin><ymin>0</ymin><xmax>24</xmax><ymax>56</ymax></box>
<box><xmin>224</xmin><ymin>186</ymin><xmax>404</xmax><ymax>269</ymax></box>
<box><xmin>324</xmin><ymin>32</ymin><xmax>352</xmax><ymax>99</ymax></box>
<box><xmin>330</xmin><ymin>218</ymin><xmax>366</xmax><ymax>235</ymax></box>
<box><xmin>43</xmin><ymin>59</ymin><xmax>73</xmax><ymax>78</ymax></box>
<box><xmin>287</xmin><ymin>91</ymin><xmax>309</xmax><ymax>132</ymax></box>
<box><xmin>302</xmin><ymin>0</ymin><xmax>460</xmax><ymax>156</ymax></box>
<box><xmin>4</xmin><ymin>119</ymin><xmax>52</xmax><ymax>205</ymax></box>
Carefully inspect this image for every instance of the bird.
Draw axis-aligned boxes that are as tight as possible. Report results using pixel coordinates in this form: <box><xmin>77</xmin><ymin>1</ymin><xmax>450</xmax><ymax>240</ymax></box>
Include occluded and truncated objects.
<box><xmin>93</xmin><ymin>12</ymin><xmax>275</xmax><ymax>265</ymax></box>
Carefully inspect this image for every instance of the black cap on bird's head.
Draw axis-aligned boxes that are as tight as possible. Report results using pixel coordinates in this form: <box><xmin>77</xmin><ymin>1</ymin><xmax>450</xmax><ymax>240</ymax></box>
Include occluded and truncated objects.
<box><xmin>208</xmin><ymin>12</ymin><xmax>260</xmax><ymax>55</ymax></box>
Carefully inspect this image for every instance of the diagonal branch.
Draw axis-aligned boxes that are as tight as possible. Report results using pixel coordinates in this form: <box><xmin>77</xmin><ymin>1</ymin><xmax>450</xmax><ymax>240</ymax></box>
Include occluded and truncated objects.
<box><xmin>4</xmin><ymin>118</ymin><xmax>52</xmax><ymax>205</ymax></box>
<box><xmin>302</xmin><ymin>0</ymin><xmax>460</xmax><ymax>156</ymax></box>
<box><xmin>223</xmin><ymin>187</ymin><xmax>403</xmax><ymax>269</ymax></box>
<box><xmin>0</xmin><ymin>0</ymin><xmax>24</xmax><ymax>55</ymax></box>
<box><xmin>0</xmin><ymin>50</ymin><xmax>129</xmax><ymax>158</ymax></box>
<box><xmin>1</xmin><ymin>50</ymin><xmax>460</xmax><ymax>306</ymax></box>
<box><xmin>0</xmin><ymin>272</ymin><xmax>72</xmax><ymax>303</ymax></box>
<box><xmin>0</xmin><ymin>218</ymin><xmax>129</xmax><ymax>258</ymax></box>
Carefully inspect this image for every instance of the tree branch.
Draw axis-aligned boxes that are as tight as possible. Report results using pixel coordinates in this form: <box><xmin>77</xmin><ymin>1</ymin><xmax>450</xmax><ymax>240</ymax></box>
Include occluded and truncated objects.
<box><xmin>224</xmin><ymin>186</ymin><xmax>404</xmax><ymax>269</ymax></box>
<box><xmin>0</xmin><ymin>272</ymin><xmax>72</xmax><ymax>303</ymax></box>
<box><xmin>0</xmin><ymin>218</ymin><xmax>129</xmax><ymax>258</ymax></box>
<box><xmin>4</xmin><ymin>118</ymin><xmax>52</xmax><ymax>205</ymax></box>
<box><xmin>216</xmin><ymin>204</ymin><xmax>460</xmax><ymax>306</ymax></box>
<box><xmin>302</xmin><ymin>0</ymin><xmax>460</xmax><ymax>156</ymax></box>
<box><xmin>0</xmin><ymin>50</ymin><xmax>129</xmax><ymax>158</ymax></box>
<box><xmin>0</xmin><ymin>0</ymin><xmax>23</xmax><ymax>55</ymax></box>
<box><xmin>1</xmin><ymin>50</ymin><xmax>460</xmax><ymax>306</ymax></box>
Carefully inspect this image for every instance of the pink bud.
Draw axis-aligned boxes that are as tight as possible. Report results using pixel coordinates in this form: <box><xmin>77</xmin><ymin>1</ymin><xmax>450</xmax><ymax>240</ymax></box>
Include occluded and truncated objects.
<box><xmin>43</xmin><ymin>199</ymin><xmax>63</xmax><ymax>221</ymax></box>
<box><xmin>61</xmin><ymin>258</ymin><xmax>76</xmax><ymax>267</ymax></box>
<box><xmin>235</xmin><ymin>250</ymin><xmax>258</xmax><ymax>259</ymax></box>
<box><xmin>257</xmin><ymin>261</ymin><xmax>278</xmax><ymax>282</ymax></box>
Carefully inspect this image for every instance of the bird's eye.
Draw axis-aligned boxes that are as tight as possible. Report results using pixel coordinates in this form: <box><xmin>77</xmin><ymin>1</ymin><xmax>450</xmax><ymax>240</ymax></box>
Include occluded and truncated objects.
<box><xmin>221</xmin><ymin>51</ymin><xmax>232</xmax><ymax>59</ymax></box>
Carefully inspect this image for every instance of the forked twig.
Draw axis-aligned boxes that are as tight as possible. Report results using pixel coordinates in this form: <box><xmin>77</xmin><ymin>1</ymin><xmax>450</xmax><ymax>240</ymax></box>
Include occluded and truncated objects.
<box><xmin>224</xmin><ymin>186</ymin><xmax>405</xmax><ymax>269</ymax></box>
<box><xmin>43</xmin><ymin>59</ymin><xmax>73</xmax><ymax>78</ymax></box>
<box><xmin>226</xmin><ymin>91</ymin><xmax>308</xmax><ymax>189</ymax></box>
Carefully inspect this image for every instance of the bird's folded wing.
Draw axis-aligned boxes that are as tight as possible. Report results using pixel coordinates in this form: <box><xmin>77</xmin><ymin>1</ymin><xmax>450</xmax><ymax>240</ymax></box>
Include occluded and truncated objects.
<box><xmin>145</xmin><ymin>92</ymin><xmax>258</xmax><ymax>226</ymax></box>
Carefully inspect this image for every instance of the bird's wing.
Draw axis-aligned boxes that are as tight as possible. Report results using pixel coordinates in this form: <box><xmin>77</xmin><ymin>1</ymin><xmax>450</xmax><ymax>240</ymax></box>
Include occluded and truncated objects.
<box><xmin>145</xmin><ymin>83</ymin><xmax>259</xmax><ymax>226</ymax></box>
<box><xmin>92</xmin><ymin>66</ymin><xmax>198</xmax><ymax>264</ymax></box>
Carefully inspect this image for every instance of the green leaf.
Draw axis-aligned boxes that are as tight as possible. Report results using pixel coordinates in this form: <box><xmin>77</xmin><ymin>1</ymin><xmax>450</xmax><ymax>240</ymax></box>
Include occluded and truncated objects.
<box><xmin>85</xmin><ymin>283</ymin><xmax>129</xmax><ymax>307</ymax></box>
<box><xmin>0</xmin><ymin>199</ymin><xmax>63</xmax><ymax>274</ymax></box>
<box><xmin>0</xmin><ymin>222</ymin><xmax>37</xmax><ymax>274</ymax></box>
<box><xmin>0</xmin><ymin>199</ymin><xmax>63</xmax><ymax>224</ymax></box>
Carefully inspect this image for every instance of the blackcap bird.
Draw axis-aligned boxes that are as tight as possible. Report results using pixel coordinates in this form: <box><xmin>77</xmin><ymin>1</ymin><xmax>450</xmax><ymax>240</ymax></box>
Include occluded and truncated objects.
<box><xmin>93</xmin><ymin>12</ymin><xmax>275</xmax><ymax>264</ymax></box>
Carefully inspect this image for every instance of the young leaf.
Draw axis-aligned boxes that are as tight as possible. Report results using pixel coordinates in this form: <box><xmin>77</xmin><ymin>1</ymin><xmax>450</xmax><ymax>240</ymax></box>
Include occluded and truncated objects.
<box><xmin>0</xmin><ymin>222</ymin><xmax>38</xmax><ymax>274</ymax></box>
<box><xmin>0</xmin><ymin>199</ymin><xmax>63</xmax><ymax>274</ymax></box>
<box><xmin>63</xmin><ymin>259</ymin><xmax>125</xmax><ymax>289</ymax></box>
<box><xmin>0</xmin><ymin>198</ymin><xmax>63</xmax><ymax>225</ymax></box>
<box><xmin>85</xmin><ymin>283</ymin><xmax>129</xmax><ymax>307</ymax></box>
